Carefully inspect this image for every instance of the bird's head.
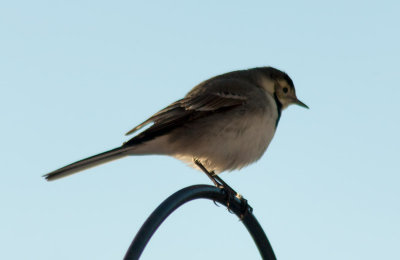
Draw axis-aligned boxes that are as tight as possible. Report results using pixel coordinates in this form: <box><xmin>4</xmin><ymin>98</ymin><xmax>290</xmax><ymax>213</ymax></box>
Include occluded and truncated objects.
<box><xmin>257</xmin><ymin>67</ymin><xmax>308</xmax><ymax>110</ymax></box>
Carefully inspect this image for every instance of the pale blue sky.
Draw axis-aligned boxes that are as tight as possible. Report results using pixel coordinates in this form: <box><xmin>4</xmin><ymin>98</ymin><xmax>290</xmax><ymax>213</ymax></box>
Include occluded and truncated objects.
<box><xmin>1</xmin><ymin>0</ymin><xmax>399</xmax><ymax>259</ymax></box>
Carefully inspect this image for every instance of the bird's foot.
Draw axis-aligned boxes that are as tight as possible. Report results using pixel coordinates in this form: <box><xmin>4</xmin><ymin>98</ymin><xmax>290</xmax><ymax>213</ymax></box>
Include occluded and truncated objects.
<box><xmin>218</xmin><ymin>183</ymin><xmax>252</xmax><ymax>220</ymax></box>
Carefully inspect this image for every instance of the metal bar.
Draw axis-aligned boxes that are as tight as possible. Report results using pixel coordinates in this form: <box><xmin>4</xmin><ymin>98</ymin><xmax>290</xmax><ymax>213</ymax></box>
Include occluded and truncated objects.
<box><xmin>124</xmin><ymin>185</ymin><xmax>276</xmax><ymax>260</ymax></box>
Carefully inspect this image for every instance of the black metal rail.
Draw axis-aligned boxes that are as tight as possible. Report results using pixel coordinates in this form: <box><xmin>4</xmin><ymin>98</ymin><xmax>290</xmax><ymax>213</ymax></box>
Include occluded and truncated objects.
<box><xmin>124</xmin><ymin>185</ymin><xmax>276</xmax><ymax>259</ymax></box>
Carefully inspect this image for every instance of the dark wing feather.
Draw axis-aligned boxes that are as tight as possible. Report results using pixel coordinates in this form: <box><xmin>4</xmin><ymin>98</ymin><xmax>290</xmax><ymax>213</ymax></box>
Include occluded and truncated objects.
<box><xmin>125</xmin><ymin>100</ymin><xmax>183</xmax><ymax>135</ymax></box>
<box><xmin>123</xmin><ymin>91</ymin><xmax>247</xmax><ymax>146</ymax></box>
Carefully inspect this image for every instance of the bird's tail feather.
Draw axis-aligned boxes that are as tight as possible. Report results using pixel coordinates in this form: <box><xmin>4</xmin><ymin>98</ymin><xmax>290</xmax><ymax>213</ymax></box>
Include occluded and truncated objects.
<box><xmin>43</xmin><ymin>147</ymin><xmax>131</xmax><ymax>181</ymax></box>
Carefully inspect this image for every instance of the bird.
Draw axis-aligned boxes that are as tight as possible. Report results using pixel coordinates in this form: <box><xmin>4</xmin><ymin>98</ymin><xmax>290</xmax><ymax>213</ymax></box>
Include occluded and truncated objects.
<box><xmin>44</xmin><ymin>66</ymin><xmax>308</xmax><ymax>189</ymax></box>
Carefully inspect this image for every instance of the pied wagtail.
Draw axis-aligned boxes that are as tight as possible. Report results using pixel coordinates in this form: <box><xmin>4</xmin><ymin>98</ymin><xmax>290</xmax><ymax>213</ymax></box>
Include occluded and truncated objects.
<box><xmin>44</xmin><ymin>67</ymin><xmax>308</xmax><ymax>198</ymax></box>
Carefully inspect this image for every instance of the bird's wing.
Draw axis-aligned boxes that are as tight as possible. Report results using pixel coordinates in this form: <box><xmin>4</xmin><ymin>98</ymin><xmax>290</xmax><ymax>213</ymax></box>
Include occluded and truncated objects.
<box><xmin>123</xmin><ymin>80</ymin><xmax>251</xmax><ymax>146</ymax></box>
<box><xmin>125</xmin><ymin>100</ymin><xmax>183</xmax><ymax>136</ymax></box>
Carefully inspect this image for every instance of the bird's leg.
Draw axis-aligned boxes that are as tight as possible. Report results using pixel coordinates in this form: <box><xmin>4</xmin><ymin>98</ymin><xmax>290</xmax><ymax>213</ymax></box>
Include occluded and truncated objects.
<box><xmin>193</xmin><ymin>159</ymin><xmax>237</xmax><ymax>193</ymax></box>
<box><xmin>193</xmin><ymin>159</ymin><xmax>222</xmax><ymax>188</ymax></box>
<box><xmin>193</xmin><ymin>159</ymin><xmax>251</xmax><ymax>218</ymax></box>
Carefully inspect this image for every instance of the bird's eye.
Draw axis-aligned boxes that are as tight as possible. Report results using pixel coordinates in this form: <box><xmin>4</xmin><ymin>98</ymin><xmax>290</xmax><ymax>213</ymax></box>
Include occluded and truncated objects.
<box><xmin>282</xmin><ymin>87</ymin><xmax>288</xmax><ymax>94</ymax></box>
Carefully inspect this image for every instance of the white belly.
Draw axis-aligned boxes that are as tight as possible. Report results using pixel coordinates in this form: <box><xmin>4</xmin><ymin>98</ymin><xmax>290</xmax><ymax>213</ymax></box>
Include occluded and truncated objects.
<box><xmin>172</xmin><ymin>111</ymin><xmax>277</xmax><ymax>173</ymax></box>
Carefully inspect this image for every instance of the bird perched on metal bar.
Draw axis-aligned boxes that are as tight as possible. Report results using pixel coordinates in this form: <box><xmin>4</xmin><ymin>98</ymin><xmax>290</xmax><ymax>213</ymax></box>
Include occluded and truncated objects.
<box><xmin>44</xmin><ymin>67</ymin><xmax>308</xmax><ymax>190</ymax></box>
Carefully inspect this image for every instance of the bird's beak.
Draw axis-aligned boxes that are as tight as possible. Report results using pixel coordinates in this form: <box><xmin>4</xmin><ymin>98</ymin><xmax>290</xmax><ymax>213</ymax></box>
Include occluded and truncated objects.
<box><xmin>293</xmin><ymin>98</ymin><xmax>309</xmax><ymax>109</ymax></box>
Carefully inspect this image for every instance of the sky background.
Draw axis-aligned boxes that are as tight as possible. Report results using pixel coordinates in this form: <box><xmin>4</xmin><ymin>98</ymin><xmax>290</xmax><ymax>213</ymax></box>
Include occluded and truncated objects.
<box><xmin>1</xmin><ymin>0</ymin><xmax>399</xmax><ymax>259</ymax></box>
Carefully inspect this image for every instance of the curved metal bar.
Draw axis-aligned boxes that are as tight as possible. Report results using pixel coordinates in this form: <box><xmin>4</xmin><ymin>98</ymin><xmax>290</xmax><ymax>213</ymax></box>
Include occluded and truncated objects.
<box><xmin>124</xmin><ymin>185</ymin><xmax>276</xmax><ymax>260</ymax></box>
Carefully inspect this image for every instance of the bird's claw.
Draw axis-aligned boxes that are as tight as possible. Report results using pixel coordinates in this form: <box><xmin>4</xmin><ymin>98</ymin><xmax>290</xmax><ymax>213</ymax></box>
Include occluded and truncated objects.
<box><xmin>238</xmin><ymin>197</ymin><xmax>252</xmax><ymax>220</ymax></box>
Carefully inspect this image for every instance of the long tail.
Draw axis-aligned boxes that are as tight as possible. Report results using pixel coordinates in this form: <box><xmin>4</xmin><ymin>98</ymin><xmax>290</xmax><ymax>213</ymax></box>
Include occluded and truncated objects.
<box><xmin>43</xmin><ymin>146</ymin><xmax>132</xmax><ymax>181</ymax></box>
